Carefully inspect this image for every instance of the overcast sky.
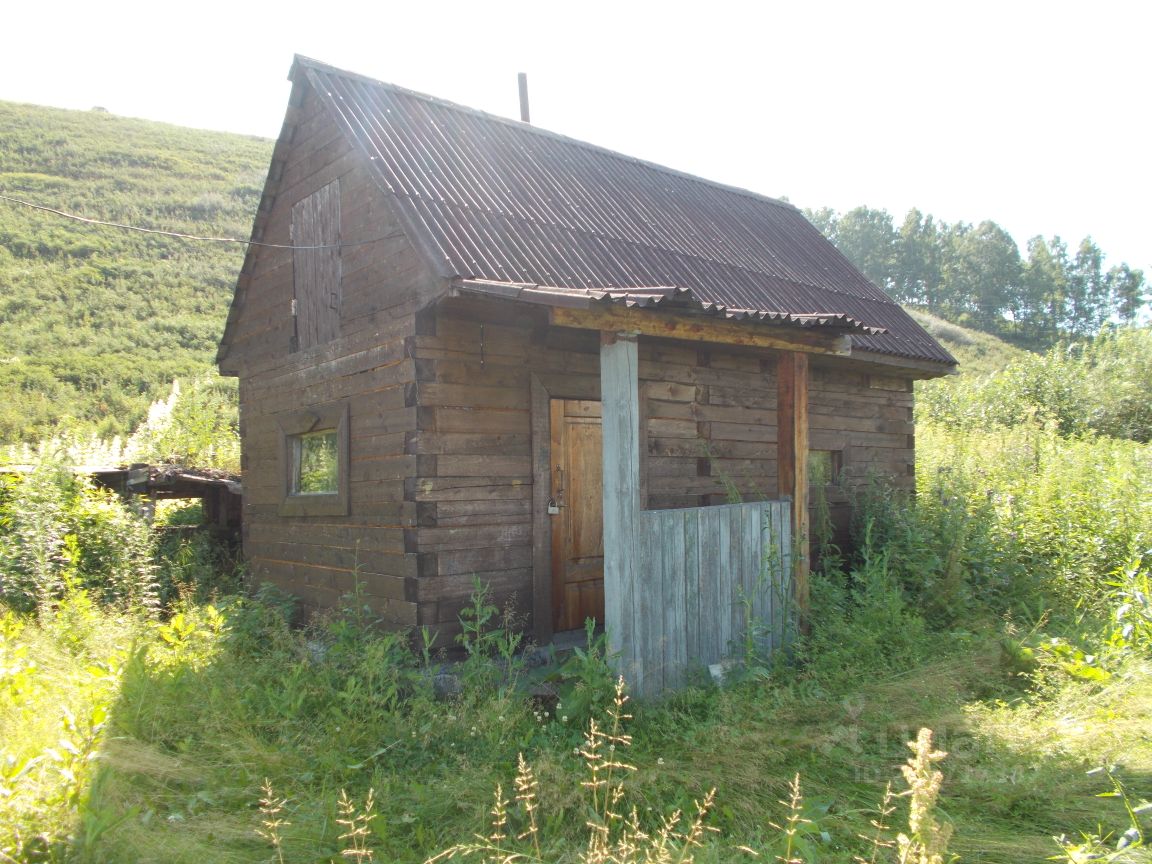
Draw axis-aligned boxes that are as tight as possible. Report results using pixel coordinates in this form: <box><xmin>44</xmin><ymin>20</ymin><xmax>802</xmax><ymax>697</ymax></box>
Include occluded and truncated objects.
<box><xmin>3</xmin><ymin>0</ymin><xmax>1148</xmax><ymax>274</ymax></box>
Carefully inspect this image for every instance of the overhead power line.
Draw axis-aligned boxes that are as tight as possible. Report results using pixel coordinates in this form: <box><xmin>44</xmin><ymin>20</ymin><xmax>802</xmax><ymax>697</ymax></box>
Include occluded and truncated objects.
<box><xmin>0</xmin><ymin>193</ymin><xmax>398</xmax><ymax>250</ymax></box>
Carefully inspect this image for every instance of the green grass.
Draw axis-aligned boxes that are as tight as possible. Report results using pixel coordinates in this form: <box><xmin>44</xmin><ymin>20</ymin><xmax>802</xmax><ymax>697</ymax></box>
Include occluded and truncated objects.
<box><xmin>2</xmin><ymin>595</ymin><xmax>1149</xmax><ymax>863</ymax></box>
<box><xmin>4</xmin><ymin>401</ymin><xmax>1152</xmax><ymax>861</ymax></box>
<box><xmin>907</xmin><ymin>309</ymin><xmax>1031</xmax><ymax>377</ymax></box>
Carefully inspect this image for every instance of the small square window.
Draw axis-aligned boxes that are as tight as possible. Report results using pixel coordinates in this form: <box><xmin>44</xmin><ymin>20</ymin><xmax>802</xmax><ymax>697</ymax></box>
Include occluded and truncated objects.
<box><xmin>808</xmin><ymin>449</ymin><xmax>842</xmax><ymax>486</ymax></box>
<box><xmin>278</xmin><ymin>404</ymin><xmax>349</xmax><ymax>516</ymax></box>
<box><xmin>293</xmin><ymin>430</ymin><xmax>339</xmax><ymax>494</ymax></box>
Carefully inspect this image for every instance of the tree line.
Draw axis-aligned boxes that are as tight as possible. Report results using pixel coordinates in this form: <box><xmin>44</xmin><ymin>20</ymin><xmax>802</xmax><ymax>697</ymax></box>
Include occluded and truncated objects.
<box><xmin>806</xmin><ymin>206</ymin><xmax>1147</xmax><ymax>346</ymax></box>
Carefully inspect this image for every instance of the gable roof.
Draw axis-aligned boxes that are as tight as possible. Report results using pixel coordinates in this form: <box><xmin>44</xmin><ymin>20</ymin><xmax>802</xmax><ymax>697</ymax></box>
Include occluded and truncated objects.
<box><xmin>233</xmin><ymin>57</ymin><xmax>955</xmax><ymax>368</ymax></box>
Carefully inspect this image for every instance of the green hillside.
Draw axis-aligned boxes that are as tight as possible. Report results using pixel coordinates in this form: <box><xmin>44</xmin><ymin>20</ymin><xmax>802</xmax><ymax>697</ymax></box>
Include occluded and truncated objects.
<box><xmin>907</xmin><ymin>309</ymin><xmax>1030</xmax><ymax>376</ymax></box>
<box><xmin>1</xmin><ymin>99</ymin><xmax>1124</xmax><ymax>450</ymax></box>
<box><xmin>0</xmin><ymin>101</ymin><xmax>272</xmax><ymax>443</ymax></box>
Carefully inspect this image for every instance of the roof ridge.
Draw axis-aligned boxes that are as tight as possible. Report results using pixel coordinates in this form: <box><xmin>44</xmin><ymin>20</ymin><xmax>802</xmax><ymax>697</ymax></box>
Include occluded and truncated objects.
<box><xmin>292</xmin><ymin>55</ymin><xmax>801</xmax><ymax>216</ymax></box>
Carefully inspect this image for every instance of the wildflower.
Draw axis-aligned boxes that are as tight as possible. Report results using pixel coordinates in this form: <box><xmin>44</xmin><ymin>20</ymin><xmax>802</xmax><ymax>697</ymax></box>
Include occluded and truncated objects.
<box><xmin>657</xmin><ymin>757</ymin><xmax>664</xmax><ymax>766</ymax></box>
<box><xmin>561</xmin><ymin>715</ymin><xmax>569</xmax><ymax>723</ymax></box>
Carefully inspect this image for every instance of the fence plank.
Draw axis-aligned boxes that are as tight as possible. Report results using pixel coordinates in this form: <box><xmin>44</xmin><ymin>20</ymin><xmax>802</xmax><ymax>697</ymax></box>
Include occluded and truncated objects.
<box><xmin>743</xmin><ymin>502</ymin><xmax>760</xmax><ymax>654</ymax></box>
<box><xmin>683</xmin><ymin>509</ymin><xmax>701</xmax><ymax>664</ymax></box>
<box><xmin>663</xmin><ymin>511</ymin><xmax>687</xmax><ymax>689</ymax></box>
<box><xmin>614</xmin><ymin>496</ymin><xmax>791</xmax><ymax>693</ymax></box>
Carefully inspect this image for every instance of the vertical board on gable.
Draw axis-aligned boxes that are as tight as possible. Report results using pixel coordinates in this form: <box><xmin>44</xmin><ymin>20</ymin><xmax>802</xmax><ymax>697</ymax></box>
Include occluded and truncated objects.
<box><xmin>291</xmin><ymin>179</ymin><xmax>341</xmax><ymax>350</ymax></box>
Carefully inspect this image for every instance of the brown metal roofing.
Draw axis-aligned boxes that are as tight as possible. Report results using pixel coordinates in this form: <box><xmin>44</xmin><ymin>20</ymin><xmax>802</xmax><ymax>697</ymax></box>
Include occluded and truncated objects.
<box><xmin>452</xmin><ymin>280</ymin><xmax>888</xmax><ymax>334</ymax></box>
<box><xmin>294</xmin><ymin>57</ymin><xmax>955</xmax><ymax>367</ymax></box>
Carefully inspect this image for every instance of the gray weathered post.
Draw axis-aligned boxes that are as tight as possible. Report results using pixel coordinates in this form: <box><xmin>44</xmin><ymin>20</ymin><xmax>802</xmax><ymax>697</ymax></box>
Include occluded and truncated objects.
<box><xmin>599</xmin><ymin>331</ymin><xmax>645</xmax><ymax>694</ymax></box>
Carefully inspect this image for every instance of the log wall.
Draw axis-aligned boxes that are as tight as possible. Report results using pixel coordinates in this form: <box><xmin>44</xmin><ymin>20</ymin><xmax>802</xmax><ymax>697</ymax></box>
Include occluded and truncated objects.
<box><xmin>222</xmin><ymin>83</ymin><xmax>920</xmax><ymax>642</ymax></box>
<box><xmin>224</xmin><ymin>81</ymin><xmax>438</xmax><ymax>625</ymax></box>
<box><xmin>809</xmin><ymin>363</ymin><xmax>917</xmax><ymax>548</ymax></box>
<box><xmin>411</xmin><ymin>298</ymin><xmax>918</xmax><ymax>643</ymax></box>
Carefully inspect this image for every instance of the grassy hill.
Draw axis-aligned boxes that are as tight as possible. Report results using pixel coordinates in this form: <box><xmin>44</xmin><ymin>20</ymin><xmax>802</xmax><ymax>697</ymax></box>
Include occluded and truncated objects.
<box><xmin>0</xmin><ymin>101</ymin><xmax>272</xmax><ymax>444</ymax></box>
<box><xmin>907</xmin><ymin>309</ymin><xmax>1030</xmax><ymax>376</ymax></box>
<box><xmin>0</xmin><ymin>99</ymin><xmax>1040</xmax><ymax>449</ymax></box>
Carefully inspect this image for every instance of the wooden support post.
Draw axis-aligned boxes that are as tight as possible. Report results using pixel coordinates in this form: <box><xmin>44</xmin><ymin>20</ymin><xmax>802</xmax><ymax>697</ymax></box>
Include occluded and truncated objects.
<box><xmin>600</xmin><ymin>331</ymin><xmax>644</xmax><ymax>693</ymax></box>
<box><xmin>776</xmin><ymin>351</ymin><xmax>810</xmax><ymax>624</ymax></box>
<box><xmin>529</xmin><ymin>374</ymin><xmax>554</xmax><ymax>646</ymax></box>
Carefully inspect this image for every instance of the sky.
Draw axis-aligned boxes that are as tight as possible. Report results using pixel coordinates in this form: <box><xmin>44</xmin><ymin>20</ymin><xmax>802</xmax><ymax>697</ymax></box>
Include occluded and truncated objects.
<box><xmin>2</xmin><ymin>0</ymin><xmax>1149</xmax><ymax>275</ymax></box>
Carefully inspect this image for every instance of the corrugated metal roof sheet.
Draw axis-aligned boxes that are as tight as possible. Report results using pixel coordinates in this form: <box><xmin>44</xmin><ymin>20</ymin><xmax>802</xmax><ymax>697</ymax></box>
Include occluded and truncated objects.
<box><xmin>453</xmin><ymin>280</ymin><xmax>888</xmax><ymax>335</ymax></box>
<box><xmin>295</xmin><ymin>57</ymin><xmax>955</xmax><ymax>367</ymax></box>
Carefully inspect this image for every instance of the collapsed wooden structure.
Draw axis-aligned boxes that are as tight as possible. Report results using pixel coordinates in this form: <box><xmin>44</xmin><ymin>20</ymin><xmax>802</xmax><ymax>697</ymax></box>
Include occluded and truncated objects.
<box><xmin>217</xmin><ymin>57</ymin><xmax>955</xmax><ymax>694</ymax></box>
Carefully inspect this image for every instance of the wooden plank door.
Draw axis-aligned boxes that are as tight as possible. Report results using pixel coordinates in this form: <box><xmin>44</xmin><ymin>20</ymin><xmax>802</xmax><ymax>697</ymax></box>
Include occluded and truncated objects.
<box><xmin>550</xmin><ymin>399</ymin><xmax>605</xmax><ymax>632</ymax></box>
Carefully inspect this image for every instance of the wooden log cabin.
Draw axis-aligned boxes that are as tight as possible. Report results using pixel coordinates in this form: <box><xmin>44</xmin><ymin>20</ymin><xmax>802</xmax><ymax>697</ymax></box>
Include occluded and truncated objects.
<box><xmin>217</xmin><ymin>57</ymin><xmax>956</xmax><ymax>695</ymax></box>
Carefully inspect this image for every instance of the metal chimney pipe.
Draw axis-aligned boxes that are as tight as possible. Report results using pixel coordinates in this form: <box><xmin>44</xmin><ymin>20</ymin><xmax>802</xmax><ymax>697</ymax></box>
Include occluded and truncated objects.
<box><xmin>518</xmin><ymin>73</ymin><xmax>530</xmax><ymax>123</ymax></box>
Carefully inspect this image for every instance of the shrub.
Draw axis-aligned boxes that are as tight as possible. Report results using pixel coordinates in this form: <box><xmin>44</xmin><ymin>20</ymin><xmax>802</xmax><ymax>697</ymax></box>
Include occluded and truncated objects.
<box><xmin>917</xmin><ymin>326</ymin><xmax>1152</xmax><ymax>444</ymax></box>
<box><xmin>152</xmin><ymin>500</ymin><xmax>243</xmax><ymax>605</ymax></box>
<box><xmin>125</xmin><ymin>376</ymin><xmax>240</xmax><ymax>472</ymax></box>
<box><xmin>0</xmin><ymin>456</ymin><xmax>157</xmax><ymax>612</ymax></box>
<box><xmin>0</xmin><ymin>459</ymin><xmax>74</xmax><ymax>611</ymax></box>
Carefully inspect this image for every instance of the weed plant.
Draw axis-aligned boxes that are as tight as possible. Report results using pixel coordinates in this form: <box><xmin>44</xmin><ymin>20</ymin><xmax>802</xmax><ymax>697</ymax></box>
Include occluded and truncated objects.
<box><xmin>0</xmin><ymin>456</ymin><xmax>239</xmax><ymax>614</ymax></box>
<box><xmin>151</xmin><ymin>500</ymin><xmax>244</xmax><ymax>606</ymax></box>
<box><xmin>3</xmin><ymin>329</ymin><xmax>1151</xmax><ymax>861</ymax></box>
<box><xmin>917</xmin><ymin>327</ymin><xmax>1152</xmax><ymax>443</ymax></box>
<box><xmin>0</xmin><ymin>456</ymin><xmax>157</xmax><ymax>613</ymax></box>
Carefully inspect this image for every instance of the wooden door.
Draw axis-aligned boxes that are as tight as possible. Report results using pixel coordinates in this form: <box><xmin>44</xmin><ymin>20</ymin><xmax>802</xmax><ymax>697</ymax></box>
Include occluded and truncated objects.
<box><xmin>550</xmin><ymin>399</ymin><xmax>605</xmax><ymax>632</ymax></box>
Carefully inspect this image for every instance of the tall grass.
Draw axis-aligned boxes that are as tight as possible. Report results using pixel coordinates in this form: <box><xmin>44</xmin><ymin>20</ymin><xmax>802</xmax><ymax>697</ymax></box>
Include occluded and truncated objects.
<box><xmin>917</xmin><ymin>327</ymin><xmax>1152</xmax><ymax>443</ymax></box>
<box><xmin>3</xmin><ymin>324</ymin><xmax>1151</xmax><ymax>861</ymax></box>
<box><xmin>915</xmin><ymin>422</ymin><xmax>1151</xmax><ymax>614</ymax></box>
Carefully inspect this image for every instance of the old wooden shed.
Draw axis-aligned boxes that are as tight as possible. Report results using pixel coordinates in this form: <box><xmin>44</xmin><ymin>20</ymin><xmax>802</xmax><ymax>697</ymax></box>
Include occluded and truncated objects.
<box><xmin>218</xmin><ymin>57</ymin><xmax>956</xmax><ymax>694</ymax></box>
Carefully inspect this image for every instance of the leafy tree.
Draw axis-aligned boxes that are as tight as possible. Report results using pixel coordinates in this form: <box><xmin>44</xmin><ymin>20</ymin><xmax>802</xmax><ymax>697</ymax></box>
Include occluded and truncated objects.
<box><xmin>830</xmin><ymin>206</ymin><xmax>898</xmax><ymax>290</ymax></box>
<box><xmin>894</xmin><ymin>209</ymin><xmax>942</xmax><ymax>308</ymax></box>
<box><xmin>1107</xmin><ymin>263</ymin><xmax>1147</xmax><ymax>324</ymax></box>
<box><xmin>1021</xmin><ymin>236</ymin><xmax>1070</xmax><ymax>342</ymax></box>
<box><xmin>804</xmin><ymin>206</ymin><xmax>839</xmax><ymax>240</ymax></box>
<box><xmin>941</xmin><ymin>221</ymin><xmax>1022</xmax><ymax>330</ymax></box>
<box><xmin>808</xmin><ymin>201</ymin><xmax>1147</xmax><ymax>345</ymax></box>
<box><xmin>1067</xmin><ymin>238</ymin><xmax>1108</xmax><ymax>337</ymax></box>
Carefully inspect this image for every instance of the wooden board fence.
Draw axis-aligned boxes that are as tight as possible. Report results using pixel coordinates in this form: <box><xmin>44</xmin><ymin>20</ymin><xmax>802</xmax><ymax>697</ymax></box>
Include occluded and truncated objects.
<box><xmin>627</xmin><ymin>500</ymin><xmax>792</xmax><ymax>695</ymax></box>
<box><xmin>602</xmin><ymin>331</ymin><xmax>794</xmax><ymax>697</ymax></box>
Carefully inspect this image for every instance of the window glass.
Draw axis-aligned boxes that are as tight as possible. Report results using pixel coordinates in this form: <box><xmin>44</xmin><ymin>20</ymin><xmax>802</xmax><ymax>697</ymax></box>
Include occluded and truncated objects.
<box><xmin>293</xmin><ymin>430</ymin><xmax>338</xmax><ymax>494</ymax></box>
<box><xmin>808</xmin><ymin>449</ymin><xmax>842</xmax><ymax>485</ymax></box>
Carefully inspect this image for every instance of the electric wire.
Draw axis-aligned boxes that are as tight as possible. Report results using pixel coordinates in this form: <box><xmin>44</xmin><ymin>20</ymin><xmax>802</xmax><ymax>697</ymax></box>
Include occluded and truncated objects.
<box><xmin>0</xmin><ymin>193</ymin><xmax>399</xmax><ymax>250</ymax></box>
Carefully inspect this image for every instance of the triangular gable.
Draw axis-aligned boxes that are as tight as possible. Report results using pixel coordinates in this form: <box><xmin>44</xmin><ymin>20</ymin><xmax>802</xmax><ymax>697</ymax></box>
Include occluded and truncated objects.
<box><xmin>221</xmin><ymin>57</ymin><xmax>956</xmax><ymax>372</ymax></box>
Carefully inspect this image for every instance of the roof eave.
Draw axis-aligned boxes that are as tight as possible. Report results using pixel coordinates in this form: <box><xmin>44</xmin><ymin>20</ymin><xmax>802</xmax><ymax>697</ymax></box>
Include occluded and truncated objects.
<box><xmin>840</xmin><ymin>348</ymin><xmax>958</xmax><ymax>379</ymax></box>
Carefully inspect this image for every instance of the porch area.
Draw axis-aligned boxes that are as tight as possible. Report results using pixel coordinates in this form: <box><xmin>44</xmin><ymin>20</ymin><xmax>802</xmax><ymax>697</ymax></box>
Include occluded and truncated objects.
<box><xmin>600</xmin><ymin>331</ymin><xmax>811</xmax><ymax>697</ymax></box>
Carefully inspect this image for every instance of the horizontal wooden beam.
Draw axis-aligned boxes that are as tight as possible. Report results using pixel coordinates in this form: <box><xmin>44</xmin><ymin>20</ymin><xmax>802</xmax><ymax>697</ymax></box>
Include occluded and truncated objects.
<box><xmin>549</xmin><ymin>305</ymin><xmax>851</xmax><ymax>356</ymax></box>
<box><xmin>832</xmin><ymin>348</ymin><xmax>956</xmax><ymax>378</ymax></box>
